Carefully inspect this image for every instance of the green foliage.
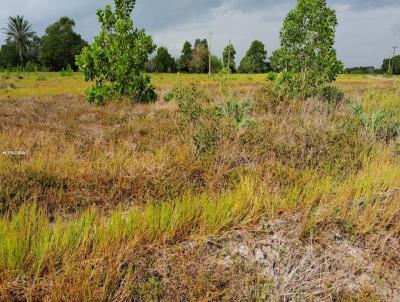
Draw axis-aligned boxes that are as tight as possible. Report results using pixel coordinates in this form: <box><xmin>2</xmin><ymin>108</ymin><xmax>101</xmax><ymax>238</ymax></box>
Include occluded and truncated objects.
<box><xmin>382</xmin><ymin>55</ymin><xmax>400</xmax><ymax>75</ymax></box>
<box><xmin>2</xmin><ymin>16</ymin><xmax>36</xmax><ymax>65</ymax></box>
<box><xmin>274</xmin><ymin>0</ymin><xmax>343</xmax><ymax>98</ymax></box>
<box><xmin>218</xmin><ymin>99</ymin><xmax>256</xmax><ymax>130</ymax></box>
<box><xmin>40</xmin><ymin>17</ymin><xmax>87</xmax><ymax>71</ymax></box>
<box><xmin>189</xmin><ymin>40</ymin><xmax>209</xmax><ymax>74</ymax></box>
<box><xmin>60</xmin><ymin>64</ymin><xmax>74</xmax><ymax>77</ymax></box>
<box><xmin>266</xmin><ymin>72</ymin><xmax>278</xmax><ymax>82</ymax></box>
<box><xmin>76</xmin><ymin>0</ymin><xmax>156</xmax><ymax>105</ymax></box>
<box><xmin>318</xmin><ymin>85</ymin><xmax>344</xmax><ymax>103</ymax></box>
<box><xmin>211</xmin><ymin>55</ymin><xmax>223</xmax><ymax>73</ymax></box>
<box><xmin>216</xmin><ymin>67</ymin><xmax>231</xmax><ymax>92</ymax></box>
<box><xmin>352</xmin><ymin>104</ymin><xmax>400</xmax><ymax>142</ymax></box>
<box><xmin>253</xmin><ymin>84</ymin><xmax>282</xmax><ymax>112</ymax></box>
<box><xmin>192</xmin><ymin>125</ymin><xmax>219</xmax><ymax>158</ymax></box>
<box><xmin>238</xmin><ymin>40</ymin><xmax>269</xmax><ymax>74</ymax></box>
<box><xmin>167</xmin><ymin>85</ymin><xmax>207</xmax><ymax>121</ymax></box>
<box><xmin>149</xmin><ymin>47</ymin><xmax>176</xmax><ymax>73</ymax></box>
<box><xmin>178</xmin><ymin>41</ymin><xmax>192</xmax><ymax>73</ymax></box>
<box><xmin>0</xmin><ymin>43</ymin><xmax>19</xmax><ymax>68</ymax></box>
<box><xmin>223</xmin><ymin>44</ymin><xmax>237</xmax><ymax>73</ymax></box>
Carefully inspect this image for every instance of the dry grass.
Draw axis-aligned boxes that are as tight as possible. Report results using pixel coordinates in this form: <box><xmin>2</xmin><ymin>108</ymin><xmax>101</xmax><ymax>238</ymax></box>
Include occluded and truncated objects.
<box><xmin>0</xmin><ymin>72</ymin><xmax>399</xmax><ymax>301</ymax></box>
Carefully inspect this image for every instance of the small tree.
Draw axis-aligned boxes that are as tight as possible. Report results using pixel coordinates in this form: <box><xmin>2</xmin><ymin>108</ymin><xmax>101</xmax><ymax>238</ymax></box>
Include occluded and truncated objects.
<box><xmin>222</xmin><ymin>44</ymin><xmax>236</xmax><ymax>73</ymax></box>
<box><xmin>178</xmin><ymin>41</ymin><xmax>192</xmax><ymax>72</ymax></box>
<box><xmin>76</xmin><ymin>0</ymin><xmax>156</xmax><ymax>105</ymax></box>
<box><xmin>238</xmin><ymin>40</ymin><xmax>268</xmax><ymax>74</ymax></box>
<box><xmin>189</xmin><ymin>40</ymin><xmax>209</xmax><ymax>73</ymax></box>
<box><xmin>151</xmin><ymin>47</ymin><xmax>176</xmax><ymax>73</ymax></box>
<box><xmin>274</xmin><ymin>0</ymin><xmax>343</xmax><ymax>98</ymax></box>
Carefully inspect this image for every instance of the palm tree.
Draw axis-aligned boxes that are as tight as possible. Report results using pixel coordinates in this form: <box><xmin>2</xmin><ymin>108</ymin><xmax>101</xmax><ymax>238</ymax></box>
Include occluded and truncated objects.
<box><xmin>2</xmin><ymin>16</ymin><xmax>35</xmax><ymax>65</ymax></box>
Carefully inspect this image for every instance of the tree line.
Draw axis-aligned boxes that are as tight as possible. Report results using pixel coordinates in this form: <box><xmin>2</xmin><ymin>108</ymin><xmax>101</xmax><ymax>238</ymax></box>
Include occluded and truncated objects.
<box><xmin>0</xmin><ymin>14</ymin><xmax>273</xmax><ymax>74</ymax></box>
<box><xmin>1</xmin><ymin>11</ymin><xmax>399</xmax><ymax>76</ymax></box>
<box><xmin>0</xmin><ymin>16</ymin><xmax>87</xmax><ymax>71</ymax></box>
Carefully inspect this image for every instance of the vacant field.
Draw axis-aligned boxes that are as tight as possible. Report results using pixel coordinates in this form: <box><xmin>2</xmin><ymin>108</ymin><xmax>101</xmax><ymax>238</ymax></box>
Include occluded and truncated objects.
<box><xmin>0</xmin><ymin>73</ymin><xmax>399</xmax><ymax>301</ymax></box>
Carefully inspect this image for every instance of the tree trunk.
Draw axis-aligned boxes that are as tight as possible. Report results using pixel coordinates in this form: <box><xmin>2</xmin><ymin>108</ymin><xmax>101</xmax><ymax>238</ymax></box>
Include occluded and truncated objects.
<box><xmin>18</xmin><ymin>45</ymin><xmax>23</xmax><ymax>65</ymax></box>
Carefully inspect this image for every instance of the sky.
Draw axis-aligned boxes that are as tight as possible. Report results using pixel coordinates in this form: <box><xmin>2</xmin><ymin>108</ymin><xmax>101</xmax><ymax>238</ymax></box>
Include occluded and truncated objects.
<box><xmin>1</xmin><ymin>0</ymin><xmax>400</xmax><ymax>68</ymax></box>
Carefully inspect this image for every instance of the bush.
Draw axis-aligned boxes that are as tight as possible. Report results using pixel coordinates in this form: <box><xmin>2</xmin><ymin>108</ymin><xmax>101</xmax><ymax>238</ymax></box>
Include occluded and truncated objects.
<box><xmin>76</xmin><ymin>0</ymin><xmax>156</xmax><ymax>105</ymax></box>
<box><xmin>218</xmin><ymin>99</ymin><xmax>256</xmax><ymax>130</ymax></box>
<box><xmin>266</xmin><ymin>72</ymin><xmax>277</xmax><ymax>82</ymax></box>
<box><xmin>167</xmin><ymin>85</ymin><xmax>209</xmax><ymax>122</ymax></box>
<box><xmin>60</xmin><ymin>65</ymin><xmax>74</xmax><ymax>77</ymax></box>
<box><xmin>318</xmin><ymin>86</ymin><xmax>344</xmax><ymax>103</ymax></box>
<box><xmin>253</xmin><ymin>84</ymin><xmax>282</xmax><ymax>112</ymax></box>
<box><xmin>193</xmin><ymin>125</ymin><xmax>219</xmax><ymax>158</ymax></box>
<box><xmin>352</xmin><ymin>104</ymin><xmax>400</xmax><ymax>142</ymax></box>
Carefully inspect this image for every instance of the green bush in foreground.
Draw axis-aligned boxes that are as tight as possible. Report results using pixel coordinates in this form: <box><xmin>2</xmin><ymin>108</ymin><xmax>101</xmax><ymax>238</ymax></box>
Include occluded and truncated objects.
<box><xmin>76</xmin><ymin>0</ymin><xmax>156</xmax><ymax>105</ymax></box>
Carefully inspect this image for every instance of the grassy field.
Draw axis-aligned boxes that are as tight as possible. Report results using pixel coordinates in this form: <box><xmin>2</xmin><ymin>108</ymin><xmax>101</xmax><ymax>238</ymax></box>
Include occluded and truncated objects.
<box><xmin>0</xmin><ymin>72</ymin><xmax>400</xmax><ymax>301</ymax></box>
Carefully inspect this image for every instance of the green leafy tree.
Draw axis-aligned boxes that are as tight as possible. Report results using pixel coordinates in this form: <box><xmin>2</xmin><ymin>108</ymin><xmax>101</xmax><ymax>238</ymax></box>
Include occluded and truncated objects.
<box><xmin>382</xmin><ymin>55</ymin><xmax>400</xmax><ymax>75</ymax></box>
<box><xmin>222</xmin><ymin>44</ymin><xmax>236</xmax><ymax>73</ymax></box>
<box><xmin>150</xmin><ymin>47</ymin><xmax>176</xmax><ymax>73</ymax></box>
<box><xmin>189</xmin><ymin>39</ymin><xmax>209</xmax><ymax>73</ymax></box>
<box><xmin>269</xmin><ymin>49</ymin><xmax>283</xmax><ymax>72</ymax></box>
<box><xmin>0</xmin><ymin>42</ymin><xmax>19</xmax><ymax>68</ymax></box>
<box><xmin>40</xmin><ymin>17</ymin><xmax>87</xmax><ymax>71</ymax></box>
<box><xmin>178</xmin><ymin>41</ymin><xmax>192</xmax><ymax>72</ymax></box>
<box><xmin>25</xmin><ymin>36</ymin><xmax>43</xmax><ymax>65</ymax></box>
<box><xmin>76</xmin><ymin>0</ymin><xmax>157</xmax><ymax>105</ymax></box>
<box><xmin>238</xmin><ymin>40</ymin><xmax>268</xmax><ymax>73</ymax></box>
<box><xmin>274</xmin><ymin>0</ymin><xmax>343</xmax><ymax>98</ymax></box>
<box><xmin>2</xmin><ymin>16</ymin><xmax>35</xmax><ymax>65</ymax></box>
<box><xmin>194</xmin><ymin>39</ymin><xmax>208</xmax><ymax>49</ymax></box>
<box><xmin>211</xmin><ymin>55</ymin><xmax>223</xmax><ymax>73</ymax></box>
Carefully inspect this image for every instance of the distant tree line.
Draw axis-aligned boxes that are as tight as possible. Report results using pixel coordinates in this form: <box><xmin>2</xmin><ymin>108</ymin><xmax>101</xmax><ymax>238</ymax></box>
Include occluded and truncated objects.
<box><xmin>2</xmin><ymin>14</ymin><xmax>397</xmax><ymax>76</ymax></box>
<box><xmin>146</xmin><ymin>39</ymin><xmax>271</xmax><ymax>74</ymax></box>
<box><xmin>0</xmin><ymin>16</ymin><xmax>87</xmax><ymax>71</ymax></box>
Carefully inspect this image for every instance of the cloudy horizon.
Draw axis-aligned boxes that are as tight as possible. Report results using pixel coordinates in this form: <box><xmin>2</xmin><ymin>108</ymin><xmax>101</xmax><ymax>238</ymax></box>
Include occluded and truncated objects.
<box><xmin>1</xmin><ymin>0</ymin><xmax>400</xmax><ymax>68</ymax></box>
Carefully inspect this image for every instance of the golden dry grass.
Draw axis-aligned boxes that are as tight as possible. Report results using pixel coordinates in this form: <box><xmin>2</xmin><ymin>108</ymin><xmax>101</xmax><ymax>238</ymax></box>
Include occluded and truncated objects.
<box><xmin>0</xmin><ymin>72</ymin><xmax>399</xmax><ymax>301</ymax></box>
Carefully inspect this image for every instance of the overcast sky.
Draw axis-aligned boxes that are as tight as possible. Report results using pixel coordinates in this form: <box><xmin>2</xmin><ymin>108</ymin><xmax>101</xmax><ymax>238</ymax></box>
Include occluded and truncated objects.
<box><xmin>1</xmin><ymin>0</ymin><xmax>400</xmax><ymax>68</ymax></box>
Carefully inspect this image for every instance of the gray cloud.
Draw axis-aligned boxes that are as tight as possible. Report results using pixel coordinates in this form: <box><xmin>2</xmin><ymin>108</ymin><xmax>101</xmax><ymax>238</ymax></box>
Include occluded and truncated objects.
<box><xmin>1</xmin><ymin>0</ymin><xmax>400</xmax><ymax>67</ymax></box>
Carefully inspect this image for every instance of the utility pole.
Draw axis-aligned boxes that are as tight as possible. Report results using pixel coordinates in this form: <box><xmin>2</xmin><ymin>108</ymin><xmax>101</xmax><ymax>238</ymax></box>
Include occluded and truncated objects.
<box><xmin>389</xmin><ymin>46</ymin><xmax>398</xmax><ymax>74</ymax></box>
<box><xmin>209</xmin><ymin>32</ymin><xmax>212</xmax><ymax>77</ymax></box>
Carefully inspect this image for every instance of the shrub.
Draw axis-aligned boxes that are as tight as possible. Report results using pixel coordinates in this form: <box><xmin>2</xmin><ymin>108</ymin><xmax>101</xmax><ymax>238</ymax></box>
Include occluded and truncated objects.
<box><xmin>266</xmin><ymin>72</ymin><xmax>277</xmax><ymax>82</ymax></box>
<box><xmin>218</xmin><ymin>99</ymin><xmax>256</xmax><ymax>130</ymax></box>
<box><xmin>253</xmin><ymin>84</ymin><xmax>282</xmax><ymax>112</ymax></box>
<box><xmin>60</xmin><ymin>65</ymin><xmax>74</xmax><ymax>77</ymax></box>
<box><xmin>318</xmin><ymin>86</ymin><xmax>344</xmax><ymax>103</ymax></box>
<box><xmin>193</xmin><ymin>125</ymin><xmax>219</xmax><ymax>158</ymax></box>
<box><xmin>352</xmin><ymin>104</ymin><xmax>400</xmax><ymax>142</ymax></box>
<box><xmin>166</xmin><ymin>85</ymin><xmax>209</xmax><ymax>122</ymax></box>
<box><xmin>76</xmin><ymin>0</ymin><xmax>156</xmax><ymax>105</ymax></box>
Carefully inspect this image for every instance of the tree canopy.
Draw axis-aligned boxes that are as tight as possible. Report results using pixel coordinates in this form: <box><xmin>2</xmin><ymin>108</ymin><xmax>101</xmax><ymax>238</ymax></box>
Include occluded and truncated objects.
<box><xmin>223</xmin><ymin>44</ymin><xmax>236</xmax><ymax>73</ymax></box>
<box><xmin>274</xmin><ymin>0</ymin><xmax>343</xmax><ymax>98</ymax></box>
<box><xmin>76</xmin><ymin>0</ymin><xmax>156</xmax><ymax>105</ymax></box>
<box><xmin>178</xmin><ymin>41</ymin><xmax>192</xmax><ymax>72</ymax></box>
<box><xmin>238</xmin><ymin>40</ymin><xmax>268</xmax><ymax>73</ymax></box>
<box><xmin>2</xmin><ymin>16</ymin><xmax>35</xmax><ymax>65</ymax></box>
<box><xmin>382</xmin><ymin>55</ymin><xmax>400</xmax><ymax>75</ymax></box>
<box><xmin>150</xmin><ymin>47</ymin><xmax>177</xmax><ymax>73</ymax></box>
<box><xmin>40</xmin><ymin>17</ymin><xmax>87</xmax><ymax>71</ymax></box>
